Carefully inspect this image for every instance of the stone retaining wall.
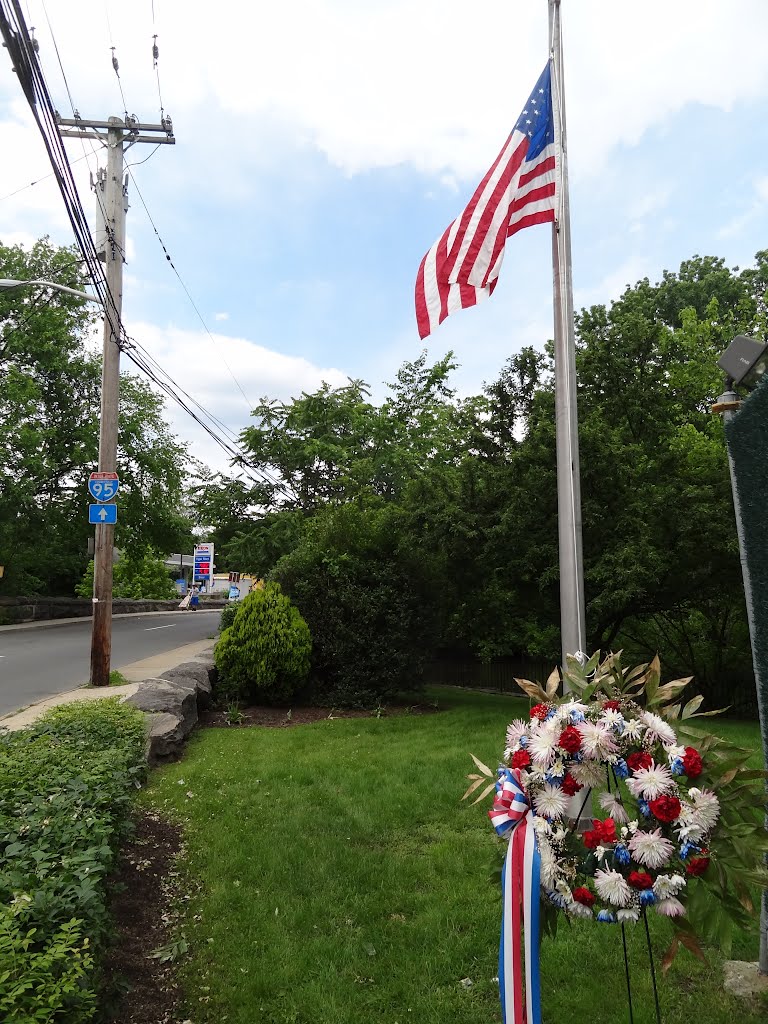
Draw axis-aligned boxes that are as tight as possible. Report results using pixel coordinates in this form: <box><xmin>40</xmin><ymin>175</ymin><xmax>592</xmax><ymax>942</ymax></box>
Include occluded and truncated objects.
<box><xmin>0</xmin><ymin>596</ymin><xmax>226</xmax><ymax>624</ymax></box>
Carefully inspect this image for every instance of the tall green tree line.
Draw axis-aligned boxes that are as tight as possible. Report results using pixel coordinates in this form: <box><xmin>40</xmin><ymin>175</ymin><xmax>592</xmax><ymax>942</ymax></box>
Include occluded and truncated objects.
<box><xmin>0</xmin><ymin>238</ymin><xmax>194</xmax><ymax>596</ymax></box>
<box><xmin>191</xmin><ymin>253</ymin><xmax>767</xmax><ymax>705</ymax></box>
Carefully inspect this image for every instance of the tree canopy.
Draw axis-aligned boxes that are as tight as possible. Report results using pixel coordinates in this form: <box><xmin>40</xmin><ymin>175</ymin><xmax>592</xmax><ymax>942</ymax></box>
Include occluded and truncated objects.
<box><xmin>199</xmin><ymin>251</ymin><xmax>766</xmax><ymax>706</ymax></box>
<box><xmin>0</xmin><ymin>238</ymin><xmax>195</xmax><ymax>595</ymax></box>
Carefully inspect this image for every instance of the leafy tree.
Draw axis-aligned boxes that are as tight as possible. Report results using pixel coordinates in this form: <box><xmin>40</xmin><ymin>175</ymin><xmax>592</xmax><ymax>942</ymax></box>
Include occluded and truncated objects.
<box><xmin>76</xmin><ymin>549</ymin><xmax>177</xmax><ymax>600</ymax></box>
<box><xmin>0</xmin><ymin>238</ymin><xmax>195</xmax><ymax>596</ymax></box>
<box><xmin>272</xmin><ymin>502</ymin><xmax>442</xmax><ymax>706</ymax></box>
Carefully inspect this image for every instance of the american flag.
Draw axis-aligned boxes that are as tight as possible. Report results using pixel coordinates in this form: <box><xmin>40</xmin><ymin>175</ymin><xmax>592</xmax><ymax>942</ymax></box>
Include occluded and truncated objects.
<box><xmin>415</xmin><ymin>63</ymin><xmax>556</xmax><ymax>340</ymax></box>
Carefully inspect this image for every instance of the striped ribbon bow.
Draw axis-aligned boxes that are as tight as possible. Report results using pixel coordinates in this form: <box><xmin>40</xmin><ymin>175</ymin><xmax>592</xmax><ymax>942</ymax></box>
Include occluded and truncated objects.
<box><xmin>488</xmin><ymin>768</ymin><xmax>542</xmax><ymax>1024</ymax></box>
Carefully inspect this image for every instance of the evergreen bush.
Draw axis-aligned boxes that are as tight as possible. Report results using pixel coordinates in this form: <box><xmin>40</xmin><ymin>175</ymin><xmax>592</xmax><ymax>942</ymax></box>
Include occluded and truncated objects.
<box><xmin>219</xmin><ymin>601</ymin><xmax>238</xmax><ymax>632</ymax></box>
<box><xmin>213</xmin><ymin>582</ymin><xmax>311</xmax><ymax>704</ymax></box>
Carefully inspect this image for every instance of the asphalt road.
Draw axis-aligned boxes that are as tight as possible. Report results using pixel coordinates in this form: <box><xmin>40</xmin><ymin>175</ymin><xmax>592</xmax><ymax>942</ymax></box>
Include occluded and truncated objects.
<box><xmin>0</xmin><ymin>611</ymin><xmax>220</xmax><ymax>717</ymax></box>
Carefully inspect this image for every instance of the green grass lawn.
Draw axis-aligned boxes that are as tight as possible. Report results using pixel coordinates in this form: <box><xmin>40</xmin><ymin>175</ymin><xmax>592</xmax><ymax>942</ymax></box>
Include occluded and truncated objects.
<box><xmin>144</xmin><ymin>687</ymin><xmax>766</xmax><ymax>1024</ymax></box>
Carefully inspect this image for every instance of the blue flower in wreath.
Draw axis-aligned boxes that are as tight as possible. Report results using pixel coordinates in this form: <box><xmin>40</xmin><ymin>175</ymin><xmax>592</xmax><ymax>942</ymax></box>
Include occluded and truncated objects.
<box><xmin>680</xmin><ymin>842</ymin><xmax>700</xmax><ymax>860</ymax></box>
<box><xmin>638</xmin><ymin>799</ymin><xmax>651</xmax><ymax>817</ymax></box>
<box><xmin>545</xmin><ymin>773</ymin><xmax>563</xmax><ymax>787</ymax></box>
<box><xmin>613</xmin><ymin>758</ymin><xmax>629</xmax><ymax>779</ymax></box>
<box><xmin>545</xmin><ymin>709</ymin><xmax>558</xmax><ymax>721</ymax></box>
<box><xmin>518</xmin><ymin>736</ymin><xmax>528</xmax><ymax>748</ymax></box>
<box><xmin>547</xmin><ymin>890</ymin><xmax>568</xmax><ymax>909</ymax></box>
<box><xmin>639</xmin><ymin>890</ymin><xmax>656</xmax><ymax>907</ymax></box>
<box><xmin>670</xmin><ymin>757</ymin><xmax>684</xmax><ymax>776</ymax></box>
<box><xmin>597</xmin><ymin>910</ymin><xmax>617</xmax><ymax>923</ymax></box>
<box><xmin>570</xmin><ymin>710</ymin><xmax>585</xmax><ymax>723</ymax></box>
<box><xmin>614</xmin><ymin>844</ymin><xmax>631</xmax><ymax>866</ymax></box>
<box><xmin>571</xmin><ymin>751</ymin><xmax>584</xmax><ymax>763</ymax></box>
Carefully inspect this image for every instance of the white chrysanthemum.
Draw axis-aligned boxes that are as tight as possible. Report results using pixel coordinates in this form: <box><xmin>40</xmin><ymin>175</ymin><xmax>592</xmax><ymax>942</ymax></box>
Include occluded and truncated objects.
<box><xmin>538</xmin><ymin>839</ymin><xmax>559</xmax><ymax>888</ymax></box>
<box><xmin>626</xmin><ymin>819</ymin><xmax>639</xmax><ymax>834</ymax></box>
<box><xmin>653</xmin><ymin>874</ymin><xmax>686</xmax><ymax>899</ymax></box>
<box><xmin>600</xmin><ymin>709</ymin><xmax>624</xmax><ymax>730</ymax></box>
<box><xmin>570</xmin><ymin>760</ymin><xmax>607</xmax><ymax>789</ymax></box>
<box><xmin>568</xmin><ymin>902</ymin><xmax>593</xmax><ymax>919</ymax></box>
<box><xmin>655</xmin><ymin>897</ymin><xmax>685</xmax><ymax>917</ymax></box>
<box><xmin>598</xmin><ymin>791</ymin><xmax>629</xmax><ymax>824</ymax></box>
<box><xmin>625</xmin><ymin>761</ymin><xmax>675</xmax><ymax>800</ymax></box>
<box><xmin>640</xmin><ymin>711</ymin><xmax>677</xmax><ymax>746</ymax></box>
<box><xmin>664</xmin><ymin>743</ymin><xmax>686</xmax><ymax>762</ymax></box>
<box><xmin>528</xmin><ymin>722</ymin><xmax>560</xmax><ymax>767</ymax></box>
<box><xmin>676</xmin><ymin>789</ymin><xmax>719</xmax><ymax>841</ymax></box>
<box><xmin>548</xmin><ymin>758</ymin><xmax>565</xmax><ymax>778</ymax></box>
<box><xmin>595</xmin><ymin>846</ymin><xmax>607</xmax><ymax>862</ymax></box>
<box><xmin>594</xmin><ymin>868</ymin><xmax>632</xmax><ymax>907</ymax></box>
<box><xmin>533</xmin><ymin>784</ymin><xmax>570</xmax><ymax>820</ymax></box>
<box><xmin>559</xmin><ymin>699</ymin><xmax>588</xmax><ymax>720</ymax></box>
<box><xmin>532</xmin><ymin>816</ymin><xmax>552</xmax><ymax>838</ymax></box>
<box><xmin>506</xmin><ymin>719</ymin><xmax>529</xmax><ymax>748</ymax></box>
<box><xmin>689</xmin><ymin>789</ymin><xmax>720</xmax><ymax>831</ymax></box>
<box><xmin>628</xmin><ymin>828</ymin><xmax>675</xmax><ymax>869</ymax></box>
<box><xmin>577</xmin><ymin>721</ymin><xmax>619</xmax><ymax>760</ymax></box>
<box><xmin>622</xmin><ymin>719</ymin><xmax>644</xmax><ymax>741</ymax></box>
<box><xmin>617</xmin><ymin>907</ymin><xmax>640</xmax><ymax>923</ymax></box>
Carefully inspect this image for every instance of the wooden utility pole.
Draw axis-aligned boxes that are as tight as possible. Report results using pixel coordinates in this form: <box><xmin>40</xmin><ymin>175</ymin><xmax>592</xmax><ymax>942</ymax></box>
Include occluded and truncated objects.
<box><xmin>56</xmin><ymin>113</ymin><xmax>175</xmax><ymax>686</ymax></box>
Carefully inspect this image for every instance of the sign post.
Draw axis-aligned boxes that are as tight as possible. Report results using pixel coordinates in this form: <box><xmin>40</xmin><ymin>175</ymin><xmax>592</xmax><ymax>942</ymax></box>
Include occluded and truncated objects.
<box><xmin>193</xmin><ymin>543</ymin><xmax>214</xmax><ymax>593</ymax></box>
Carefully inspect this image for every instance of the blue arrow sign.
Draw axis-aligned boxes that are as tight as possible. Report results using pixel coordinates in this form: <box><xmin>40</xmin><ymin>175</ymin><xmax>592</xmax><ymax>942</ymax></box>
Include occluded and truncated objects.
<box><xmin>88</xmin><ymin>503</ymin><xmax>117</xmax><ymax>524</ymax></box>
<box><xmin>88</xmin><ymin>477</ymin><xmax>119</xmax><ymax>501</ymax></box>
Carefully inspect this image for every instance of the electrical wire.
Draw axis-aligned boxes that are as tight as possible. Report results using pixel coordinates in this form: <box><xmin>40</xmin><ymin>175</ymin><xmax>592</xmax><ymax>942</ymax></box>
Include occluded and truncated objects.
<box><xmin>126</xmin><ymin>165</ymin><xmax>257</xmax><ymax>415</ymax></box>
<box><xmin>0</xmin><ymin>2</ymin><xmax>295</xmax><ymax>502</ymax></box>
<box><xmin>0</xmin><ymin>151</ymin><xmax>91</xmax><ymax>202</ymax></box>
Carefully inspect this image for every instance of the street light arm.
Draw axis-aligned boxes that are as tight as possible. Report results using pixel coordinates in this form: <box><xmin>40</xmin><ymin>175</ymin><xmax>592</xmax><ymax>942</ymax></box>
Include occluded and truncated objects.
<box><xmin>0</xmin><ymin>278</ymin><xmax>104</xmax><ymax>305</ymax></box>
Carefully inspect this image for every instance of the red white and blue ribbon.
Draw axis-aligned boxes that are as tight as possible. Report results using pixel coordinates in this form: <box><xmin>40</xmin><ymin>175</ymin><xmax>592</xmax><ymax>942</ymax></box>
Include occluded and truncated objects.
<box><xmin>489</xmin><ymin>768</ymin><xmax>542</xmax><ymax>1024</ymax></box>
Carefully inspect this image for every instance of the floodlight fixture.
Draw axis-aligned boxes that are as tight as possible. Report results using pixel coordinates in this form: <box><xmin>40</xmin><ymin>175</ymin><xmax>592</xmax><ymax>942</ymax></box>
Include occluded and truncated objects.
<box><xmin>717</xmin><ymin>334</ymin><xmax>768</xmax><ymax>390</ymax></box>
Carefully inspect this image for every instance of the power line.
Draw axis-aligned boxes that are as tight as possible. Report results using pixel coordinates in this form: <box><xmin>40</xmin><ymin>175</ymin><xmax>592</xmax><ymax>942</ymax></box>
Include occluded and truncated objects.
<box><xmin>126</xmin><ymin>165</ymin><xmax>257</xmax><ymax>414</ymax></box>
<box><xmin>0</xmin><ymin>3</ymin><xmax>294</xmax><ymax>502</ymax></box>
<box><xmin>0</xmin><ymin>151</ymin><xmax>90</xmax><ymax>202</ymax></box>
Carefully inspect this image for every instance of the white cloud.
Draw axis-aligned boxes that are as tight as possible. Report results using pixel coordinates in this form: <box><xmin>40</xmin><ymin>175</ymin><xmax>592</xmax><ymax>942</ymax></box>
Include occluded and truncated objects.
<box><xmin>123</xmin><ymin>320</ymin><xmax>348</xmax><ymax>472</ymax></box>
<box><xmin>717</xmin><ymin>175</ymin><xmax>768</xmax><ymax>239</ymax></box>
<box><xmin>214</xmin><ymin>311</ymin><xmax>229</xmax><ymax>321</ymax></box>
<box><xmin>4</xmin><ymin>0</ymin><xmax>766</xmax><ymax>201</ymax></box>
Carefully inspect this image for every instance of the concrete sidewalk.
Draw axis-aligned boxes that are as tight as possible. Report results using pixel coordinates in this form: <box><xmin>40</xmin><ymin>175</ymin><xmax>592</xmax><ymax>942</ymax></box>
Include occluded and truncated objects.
<box><xmin>0</xmin><ymin>638</ymin><xmax>214</xmax><ymax>732</ymax></box>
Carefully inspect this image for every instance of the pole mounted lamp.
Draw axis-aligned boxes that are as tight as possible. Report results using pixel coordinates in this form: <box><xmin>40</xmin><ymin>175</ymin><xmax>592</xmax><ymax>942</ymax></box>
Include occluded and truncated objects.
<box><xmin>717</xmin><ymin>334</ymin><xmax>768</xmax><ymax>391</ymax></box>
<box><xmin>0</xmin><ymin>278</ymin><xmax>103</xmax><ymax>305</ymax></box>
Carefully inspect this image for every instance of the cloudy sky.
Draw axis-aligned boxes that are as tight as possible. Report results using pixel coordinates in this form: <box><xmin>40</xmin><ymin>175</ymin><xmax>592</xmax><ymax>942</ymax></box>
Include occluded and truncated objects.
<box><xmin>2</xmin><ymin>0</ymin><xmax>767</xmax><ymax>473</ymax></box>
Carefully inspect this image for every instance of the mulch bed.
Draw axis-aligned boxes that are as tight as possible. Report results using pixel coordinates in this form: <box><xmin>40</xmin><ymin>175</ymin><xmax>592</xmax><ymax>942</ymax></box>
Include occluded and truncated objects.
<box><xmin>102</xmin><ymin>700</ymin><xmax>442</xmax><ymax>1022</ymax></box>
<box><xmin>101</xmin><ymin>810</ymin><xmax>187</xmax><ymax>1024</ymax></box>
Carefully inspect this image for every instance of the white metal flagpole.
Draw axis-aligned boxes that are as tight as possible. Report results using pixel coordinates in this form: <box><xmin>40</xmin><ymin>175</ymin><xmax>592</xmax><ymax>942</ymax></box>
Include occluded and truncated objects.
<box><xmin>548</xmin><ymin>0</ymin><xmax>587</xmax><ymax>667</ymax></box>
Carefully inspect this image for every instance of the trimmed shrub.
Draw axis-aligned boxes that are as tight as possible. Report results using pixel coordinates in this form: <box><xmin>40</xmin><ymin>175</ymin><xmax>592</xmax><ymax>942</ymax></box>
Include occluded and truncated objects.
<box><xmin>0</xmin><ymin>699</ymin><xmax>146</xmax><ymax>1020</ymax></box>
<box><xmin>272</xmin><ymin>503</ymin><xmax>440</xmax><ymax>706</ymax></box>
<box><xmin>214</xmin><ymin>582</ymin><xmax>311</xmax><ymax>704</ymax></box>
<box><xmin>219</xmin><ymin>601</ymin><xmax>238</xmax><ymax>632</ymax></box>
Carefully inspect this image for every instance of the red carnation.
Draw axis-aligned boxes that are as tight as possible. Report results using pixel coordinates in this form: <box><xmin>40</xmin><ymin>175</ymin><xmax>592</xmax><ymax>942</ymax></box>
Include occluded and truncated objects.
<box><xmin>584</xmin><ymin>818</ymin><xmax>616</xmax><ymax>848</ymax></box>
<box><xmin>573</xmin><ymin>887</ymin><xmax>595</xmax><ymax>907</ymax></box>
<box><xmin>627</xmin><ymin>752</ymin><xmax>653</xmax><ymax>773</ymax></box>
<box><xmin>627</xmin><ymin>870</ymin><xmax>654</xmax><ymax>890</ymax></box>
<box><xmin>595</xmin><ymin>817</ymin><xmax>617</xmax><ymax>843</ymax></box>
<box><xmin>648</xmin><ymin>795</ymin><xmax>681</xmax><ymax>823</ymax></box>
<box><xmin>682</xmin><ymin>746</ymin><xmax>703</xmax><ymax>779</ymax></box>
<box><xmin>511</xmin><ymin>750</ymin><xmax>531</xmax><ymax>769</ymax></box>
<box><xmin>686</xmin><ymin>854</ymin><xmax>710</xmax><ymax>877</ymax></box>
<box><xmin>602</xmin><ymin>700</ymin><xmax>621</xmax><ymax>711</ymax></box>
<box><xmin>561</xmin><ymin>773</ymin><xmax>583</xmax><ymax>796</ymax></box>
<box><xmin>558</xmin><ymin>726</ymin><xmax>582</xmax><ymax>754</ymax></box>
<box><xmin>583</xmin><ymin>828</ymin><xmax>601</xmax><ymax>850</ymax></box>
<box><xmin>530</xmin><ymin>703</ymin><xmax>549</xmax><ymax>721</ymax></box>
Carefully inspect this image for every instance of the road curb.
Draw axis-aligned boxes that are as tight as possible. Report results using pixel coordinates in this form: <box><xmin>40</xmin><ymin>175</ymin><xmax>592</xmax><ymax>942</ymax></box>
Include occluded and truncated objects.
<box><xmin>0</xmin><ymin>639</ymin><xmax>217</xmax><ymax>731</ymax></box>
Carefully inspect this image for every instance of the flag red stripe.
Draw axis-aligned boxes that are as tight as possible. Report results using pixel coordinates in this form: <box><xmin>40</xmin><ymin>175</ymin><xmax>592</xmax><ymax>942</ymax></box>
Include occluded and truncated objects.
<box><xmin>508</xmin><ymin>209</ymin><xmax>555</xmax><ymax>237</ymax></box>
<box><xmin>518</xmin><ymin>154</ymin><xmax>555</xmax><ymax>189</ymax></box>
<box><xmin>457</xmin><ymin>136</ymin><xmax>528</xmax><ymax>285</ymax></box>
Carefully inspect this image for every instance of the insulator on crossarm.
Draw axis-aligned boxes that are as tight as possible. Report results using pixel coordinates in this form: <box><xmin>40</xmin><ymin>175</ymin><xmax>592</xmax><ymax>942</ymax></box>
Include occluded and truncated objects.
<box><xmin>152</xmin><ymin>35</ymin><xmax>159</xmax><ymax>66</ymax></box>
<box><xmin>161</xmin><ymin>114</ymin><xmax>173</xmax><ymax>137</ymax></box>
<box><xmin>111</xmin><ymin>47</ymin><xmax>119</xmax><ymax>74</ymax></box>
<box><xmin>29</xmin><ymin>28</ymin><xmax>40</xmax><ymax>54</ymax></box>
